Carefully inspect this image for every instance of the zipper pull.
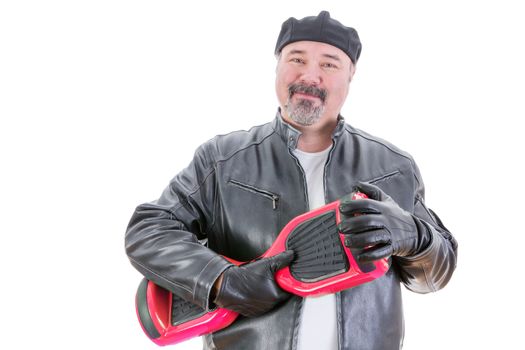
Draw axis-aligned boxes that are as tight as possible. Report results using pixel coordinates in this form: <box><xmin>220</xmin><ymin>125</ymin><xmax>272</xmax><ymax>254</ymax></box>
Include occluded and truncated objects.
<box><xmin>272</xmin><ymin>195</ymin><xmax>279</xmax><ymax>210</ymax></box>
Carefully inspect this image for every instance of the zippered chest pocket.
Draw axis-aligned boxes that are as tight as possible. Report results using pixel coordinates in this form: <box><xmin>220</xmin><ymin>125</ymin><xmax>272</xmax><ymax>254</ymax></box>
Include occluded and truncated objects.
<box><xmin>228</xmin><ymin>179</ymin><xmax>280</xmax><ymax>210</ymax></box>
<box><xmin>221</xmin><ymin>179</ymin><xmax>283</xmax><ymax>258</ymax></box>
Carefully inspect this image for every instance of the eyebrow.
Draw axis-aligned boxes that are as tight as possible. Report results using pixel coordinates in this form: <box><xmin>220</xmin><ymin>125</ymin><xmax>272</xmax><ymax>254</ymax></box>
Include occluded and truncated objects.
<box><xmin>322</xmin><ymin>53</ymin><xmax>341</xmax><ymax>61</ymax></box>
<box><xmin>286</xmin><ymin>50</ymin><xmax>341</xmax><ymax>61</ymax></box>
<box><xmin>287</xmin><ymin>49</ymin><xmax>305</xmax><ymax>56</ymax></box>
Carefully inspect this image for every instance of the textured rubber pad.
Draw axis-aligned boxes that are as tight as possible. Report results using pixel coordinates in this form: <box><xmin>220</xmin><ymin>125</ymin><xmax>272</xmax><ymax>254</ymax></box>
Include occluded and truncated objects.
<box><xmin>171</xmin><ymin>294</ymin><xmax>207</xmax><ymax>326</ymax></box>
<box><xmin>285</xmin><ymin>210</ymin><xmax>349</xmax><ymax>282</ymax></box>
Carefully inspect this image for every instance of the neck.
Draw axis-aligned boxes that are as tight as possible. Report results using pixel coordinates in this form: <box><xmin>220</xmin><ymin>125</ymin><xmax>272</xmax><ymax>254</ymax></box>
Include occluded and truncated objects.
<box><xmin>297</xmin><ymin>133</ymin><xmax>333</xmax><ymax>152</ymax></box>
<box><xmin>283</xmin><ymin>114</ymin><xmax>337</xmax><ymax>152</ymax></box>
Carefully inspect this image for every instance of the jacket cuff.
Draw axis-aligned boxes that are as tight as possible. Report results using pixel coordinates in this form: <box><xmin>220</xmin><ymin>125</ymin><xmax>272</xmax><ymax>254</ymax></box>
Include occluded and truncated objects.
<box><xmin>398</xmin><ymin>225</ymin><xmax>438</xmax><ymax>263</ymax></box>
<box><xmin>193</xmin><ymin>255</ymin><xmax>233</xmax><ymax>311</ymax></box>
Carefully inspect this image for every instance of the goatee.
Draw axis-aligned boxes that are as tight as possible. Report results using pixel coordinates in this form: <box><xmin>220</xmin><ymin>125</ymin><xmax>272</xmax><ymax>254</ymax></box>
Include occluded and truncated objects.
<box><xmin>286</xmin><ymin>83</ymin><xmax>327</xmax><ymax>126</ymax></box>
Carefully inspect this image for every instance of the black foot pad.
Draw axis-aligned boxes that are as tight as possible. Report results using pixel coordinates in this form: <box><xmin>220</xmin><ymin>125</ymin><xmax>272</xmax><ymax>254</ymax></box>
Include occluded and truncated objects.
<box><xmin>171</xmin><ymin>294</ymin><xmax>207</xmax><ymax>326</ymax></box>
<box><xmin>285</xmin><ymin>211</ymin><xmax>349</xmax><ymax>282</ymax></box>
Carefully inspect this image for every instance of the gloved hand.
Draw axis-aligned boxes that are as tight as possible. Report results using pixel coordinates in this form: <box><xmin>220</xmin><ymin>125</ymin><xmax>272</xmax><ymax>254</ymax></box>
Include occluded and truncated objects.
<box><xmin>213</xmin><ymin>250</ymin><xmax>294</xmax><ymax>317</ymax></box>
<box><xmin>339</xmin><ymin>182</ymin><xmax>431</xmax><ymax>263</ymax></box>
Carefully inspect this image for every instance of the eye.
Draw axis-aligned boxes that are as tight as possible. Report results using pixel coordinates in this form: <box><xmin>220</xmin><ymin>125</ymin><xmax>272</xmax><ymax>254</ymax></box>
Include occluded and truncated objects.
<box><xmin>322</xmin><ymin>62</ymin><xmax>338</xmax><ymax>69</ymax></box>
<box><xmin>290</xmin><ymin>57</ymin><xmax>305</xmax><ymax>64</ymax></box>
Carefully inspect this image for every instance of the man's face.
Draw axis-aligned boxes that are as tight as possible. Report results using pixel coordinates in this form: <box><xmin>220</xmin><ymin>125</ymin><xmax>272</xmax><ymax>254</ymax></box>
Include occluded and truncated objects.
<box><xmin>275</xmin><ymin>41</ymin><xmax>355</xmax><ymax>127</ymax></box>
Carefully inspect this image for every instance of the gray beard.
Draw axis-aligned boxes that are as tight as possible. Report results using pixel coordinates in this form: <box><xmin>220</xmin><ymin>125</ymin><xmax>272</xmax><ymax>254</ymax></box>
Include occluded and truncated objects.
<box><xmin>286</xmin><ymin>98</ymin><xmax>325</xmax><ymax>126</ymax></box>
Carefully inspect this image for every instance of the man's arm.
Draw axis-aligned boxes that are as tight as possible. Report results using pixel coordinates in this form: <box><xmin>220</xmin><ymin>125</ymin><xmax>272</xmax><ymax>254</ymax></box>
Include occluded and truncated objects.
<box><xmin>125</xmin><ymin>144</ymin><xmax>231</xmax><ymax>311</ymax></box>
<box><xmin>125</xmin><ymin>142</ymin><xmax>295</xmax><ymax>315</ymax></box>
<box><xmin>340</xmin><ymin>163</ymin><xmax>458</xmax><ymax>293</ymax></box>
<box><xmin>394</xmin><ymin>163</ymin><xmax>458</xmax><ymax>293</ymax></box>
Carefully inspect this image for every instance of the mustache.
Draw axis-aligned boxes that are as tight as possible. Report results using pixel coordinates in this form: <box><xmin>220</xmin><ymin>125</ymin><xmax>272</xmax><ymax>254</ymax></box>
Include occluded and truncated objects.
<box><xmin>288</xmin><ymin>83</ymin><xmax>327</xmax><ymax>102</ymax></box>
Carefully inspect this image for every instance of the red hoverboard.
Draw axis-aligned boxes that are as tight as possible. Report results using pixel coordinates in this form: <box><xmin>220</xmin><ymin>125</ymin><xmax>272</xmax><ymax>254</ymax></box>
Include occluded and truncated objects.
<box><xmin>135</xmin><ymin>192</ymin><xmax>389</xmax><ymax>346</ymax></box>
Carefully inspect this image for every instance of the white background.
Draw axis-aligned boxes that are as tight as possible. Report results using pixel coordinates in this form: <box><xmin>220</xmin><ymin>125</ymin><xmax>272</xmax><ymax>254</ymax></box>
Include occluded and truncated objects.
<box><xmin>1</xmin><ymin>1</ymin><xmax>524</xmax><ymax>349</ymax></box>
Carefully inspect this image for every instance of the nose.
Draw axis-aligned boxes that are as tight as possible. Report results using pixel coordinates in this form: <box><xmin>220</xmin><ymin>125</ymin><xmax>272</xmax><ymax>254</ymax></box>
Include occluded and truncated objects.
<box><xmin>298</xmin><ymin>63</ymin><xmax>322</xmax><ymax>86</ymax></box>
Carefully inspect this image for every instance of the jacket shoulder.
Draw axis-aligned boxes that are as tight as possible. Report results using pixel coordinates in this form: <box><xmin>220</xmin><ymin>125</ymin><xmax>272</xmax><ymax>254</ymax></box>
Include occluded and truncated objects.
<box><xmin>194</xmin><ymin>121</ymin><xmax>275</xmax><ymax>168</ymax></box>
<box><xmin>343</xmin><ymin>124</ymin><xmax>416</xmax><ymax>166</ymax></box>
<box><xmin>342</xmin><ymin>124</ymin><xmax>424</xmax><ymax>189</ymax></box>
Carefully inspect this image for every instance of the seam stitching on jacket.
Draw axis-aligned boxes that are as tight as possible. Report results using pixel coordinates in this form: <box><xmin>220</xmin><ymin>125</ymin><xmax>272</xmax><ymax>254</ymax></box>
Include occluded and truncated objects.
<box><xmin>210</xmin><ymin>165</ymin><xmax>219</xmax><ymax>232</ymax></box>
<box><xmin>193</xmin><ymin>256</ymin><xmax>226</xmax><ymax>306</ymax></box>
<box><xmin>128</xmin><ymin>257</ymin><xmax>193</xmax><ymax>294</ymax></box>
<box><xmin>170</xmin><ymin>129</ymin><xmax>277</xmax><ymax>215</ymax></box>
<box><xmin>215</xmin><ymin>130</ymin><xmax>276</xmax><ymax>164</ymax></box>
<box><xmin>345</xmin><ymin>125</ymin><xmax>425</xmax><ymax>192</ymax></box>
<box><xmin>169</xmin><ymin>167</ymin><xmax>217</xmax><ymax>214</ymax></box>
<box><xmin>345</xmin><ymin>126</ymin><xmax>415</xmax><ymax>164</ymax></box>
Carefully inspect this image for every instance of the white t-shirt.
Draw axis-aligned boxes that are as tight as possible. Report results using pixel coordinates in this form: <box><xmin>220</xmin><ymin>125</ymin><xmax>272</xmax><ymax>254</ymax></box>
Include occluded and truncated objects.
<box><xmin>292</xmin><ymin>145</ymin><xmax>338</xmax><ymax>350</ymax></box>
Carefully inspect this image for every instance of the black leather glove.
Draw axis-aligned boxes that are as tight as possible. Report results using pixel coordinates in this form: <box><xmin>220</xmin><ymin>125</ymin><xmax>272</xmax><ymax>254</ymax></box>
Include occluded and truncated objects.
<box><xmin>339</xmin><ymin>182</ymin><xmax>431</xmax><ymax>263</ymax></box>
<box><xmin>213</xmin><ymin>250</ymin><xmax>294</xmax><ymax>317</ymax></box>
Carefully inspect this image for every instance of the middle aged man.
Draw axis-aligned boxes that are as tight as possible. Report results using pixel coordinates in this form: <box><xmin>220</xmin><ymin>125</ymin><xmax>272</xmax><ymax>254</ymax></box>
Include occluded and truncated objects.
<box><xmin>126</xmin><ymin>11</ymin><xmax>458</xmax><ymax>350</ymax></box>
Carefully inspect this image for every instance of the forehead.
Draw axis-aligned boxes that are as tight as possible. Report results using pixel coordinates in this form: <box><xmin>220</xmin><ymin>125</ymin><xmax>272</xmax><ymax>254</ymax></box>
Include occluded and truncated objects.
<box><xmin>281</xmin><ymin>41</ymin><xmax>351</xmax><ymax>63</ymax></box>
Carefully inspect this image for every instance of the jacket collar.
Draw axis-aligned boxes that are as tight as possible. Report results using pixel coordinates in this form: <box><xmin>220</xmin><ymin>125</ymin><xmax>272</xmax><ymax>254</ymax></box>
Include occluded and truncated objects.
<box><xmin>272</xmin><ymin>109</ymin><xmax>346</xmax><ymax>150</ymax></box>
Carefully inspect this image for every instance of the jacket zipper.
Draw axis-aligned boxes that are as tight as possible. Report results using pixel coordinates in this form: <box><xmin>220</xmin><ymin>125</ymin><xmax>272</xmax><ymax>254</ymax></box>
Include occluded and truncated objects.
<box><xmin>228</xmin><ymin>179</ymin><xmax>280</xmax><ymax>210</ymax></box>
<box><xmin>325</xmin><ymin>139</ymin><xmax>344</xmax><ymax>350</ymax></box>
<box><xmin>323</xmin><ymin>139</ymin><xmax>337</xmax><ymax>204</ymax></box>
<box><xmin>286</xmin><ymin>148</ymin><xmax>308</xmax><ymax>350</ymax></box>
<box><xmin>287</xmin><ymin>150</ymin><xmax>310</xmax><ymax>211</ymax></box>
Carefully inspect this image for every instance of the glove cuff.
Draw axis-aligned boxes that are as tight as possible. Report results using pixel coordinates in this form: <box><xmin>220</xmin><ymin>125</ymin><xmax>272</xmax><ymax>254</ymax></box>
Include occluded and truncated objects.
<box><xmin>413</xmin><ymin>217</ymin><xmax>433</xmax><ymax>255</ymax></box>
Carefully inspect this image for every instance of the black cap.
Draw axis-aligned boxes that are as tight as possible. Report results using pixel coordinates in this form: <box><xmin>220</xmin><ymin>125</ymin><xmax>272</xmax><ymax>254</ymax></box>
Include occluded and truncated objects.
<box><xmin>275</xmin><ymin>11</ymin><xmax>362</xmax><ymax>64</ymax></box>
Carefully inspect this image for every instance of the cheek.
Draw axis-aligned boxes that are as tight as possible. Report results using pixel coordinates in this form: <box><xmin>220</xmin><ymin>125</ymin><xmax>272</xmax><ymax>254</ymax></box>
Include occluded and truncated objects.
<box><xmin>333</xmin><ymin>79</ymin><xmax>350</xmax><ymax>99</ymax></box>
<box><xmin>275</xmin><ymin>80</ymin><xmax>287</xmax><ymax>105</ymax></box>
<box><xmin>326</xmin><ymin>82</ymin><xmax>349</xmax><ymax>109</ymax></box>
<box><xmin>275</xmin><ymin>71</ymin><xmax>293</xmax><ymax>102</ymax></box>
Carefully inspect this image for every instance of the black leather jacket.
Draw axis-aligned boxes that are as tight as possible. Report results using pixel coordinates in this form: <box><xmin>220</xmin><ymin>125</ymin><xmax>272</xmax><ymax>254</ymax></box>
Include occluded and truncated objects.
<box><xmin>125</xmin><ymin>113</ymin><xmax>458</xmax><ymax>350</ymax></box>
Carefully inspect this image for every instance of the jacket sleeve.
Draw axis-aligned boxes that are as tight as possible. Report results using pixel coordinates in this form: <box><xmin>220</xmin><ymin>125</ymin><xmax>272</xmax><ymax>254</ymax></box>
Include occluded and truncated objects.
<box><xmin>394</xmin><ymin>162</ymin><xmax>458</xmax><ymax>293</ymax></box>
<box><xmin>125</xmin><ymin>143</ymin><xmax>232</xmax><ymax>310</ymax></box>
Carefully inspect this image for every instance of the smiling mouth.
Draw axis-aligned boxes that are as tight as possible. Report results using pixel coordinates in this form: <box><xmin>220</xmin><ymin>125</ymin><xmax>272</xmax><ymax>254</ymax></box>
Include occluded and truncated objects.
<box><xmin>288</xmin><ymin>84</ymin><xmax>327</xmax><ymax>103</ymax></box>
<box><xmin>293</xmin><ymin>92</ymin><xmax>320</xmax><ymax>100</ymax></box>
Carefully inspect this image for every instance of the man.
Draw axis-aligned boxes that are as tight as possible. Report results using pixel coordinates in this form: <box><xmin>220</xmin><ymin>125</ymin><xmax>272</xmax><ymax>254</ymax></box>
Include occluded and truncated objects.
<box><xmin>125</xmin><ymin>11</ymin><xmax>457</xmax><ymax>350</ymax></box>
